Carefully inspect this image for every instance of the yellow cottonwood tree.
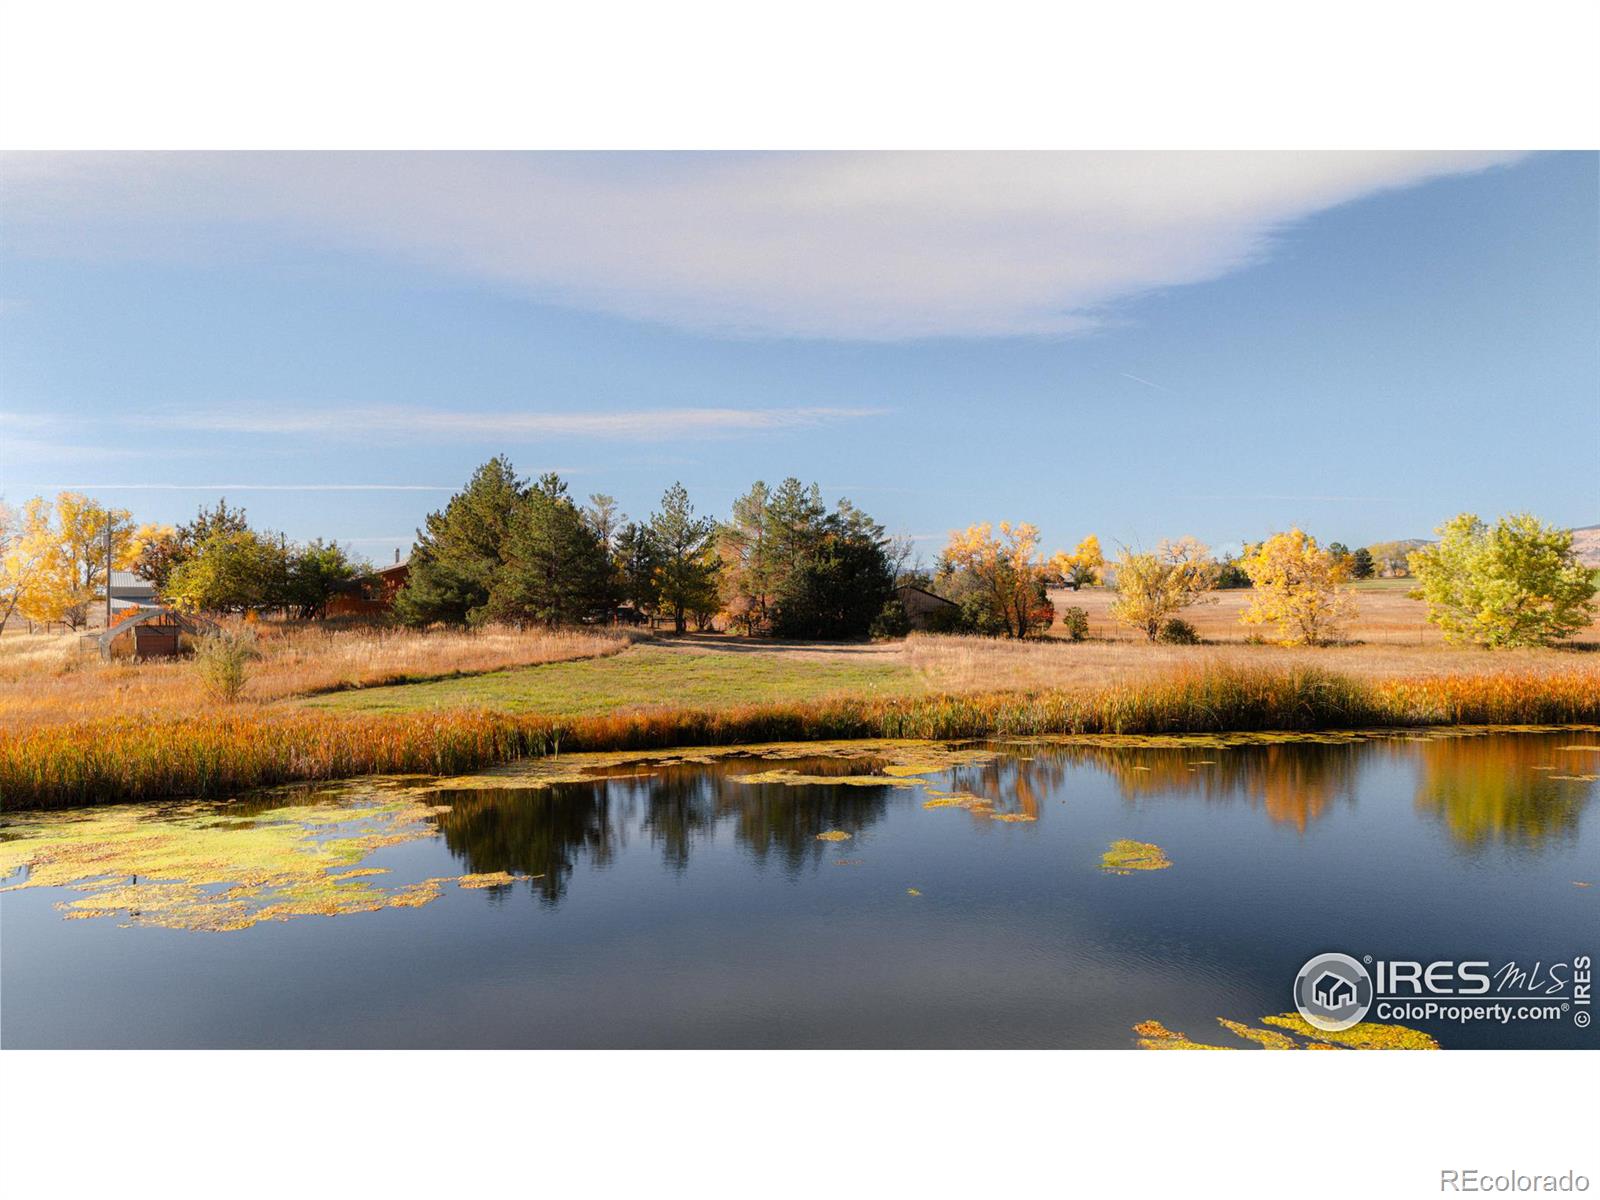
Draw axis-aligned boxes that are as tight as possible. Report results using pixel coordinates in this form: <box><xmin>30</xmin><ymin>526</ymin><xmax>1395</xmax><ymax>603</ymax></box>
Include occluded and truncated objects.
<box><xmin>1108</xmin><ymin>537</ymin><xmax>1217</xmax><ymax>641</ymax></box>
<box><xmin>0</xmin><ymin>500</ymin><xmax>51</xmax><ymax>631</ymax></box>
<box><xmin>17</xmin><ymin>493</ymin><xmax>158</xmax><ymax>630</ymax></box>
<box><xmin>1052</xmin><ymin>534</ymin><xmax>1105</xmax><ymax>589</ymax></box>
<box><xmin>940</xmin><ymin>521</ymin><xmax>1055</xmax><ymax>638</ymax></box>
<box><xmin>1238</xmin><ymin>528</ymin><xmax>1355</xmax><ymax>646</ymax></box>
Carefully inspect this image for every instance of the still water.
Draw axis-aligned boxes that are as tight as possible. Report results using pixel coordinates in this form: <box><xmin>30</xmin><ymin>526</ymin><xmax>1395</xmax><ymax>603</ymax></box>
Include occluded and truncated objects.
<box><xmin>2</xmin><ymin>729</ymin><xmax>1596</xmax><ymax>1049</ymax></box>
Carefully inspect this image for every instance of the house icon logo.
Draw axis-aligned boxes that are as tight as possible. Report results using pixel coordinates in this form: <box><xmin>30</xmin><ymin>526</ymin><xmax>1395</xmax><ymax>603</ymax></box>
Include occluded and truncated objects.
<box><xmin>1294</xmin><ymin>952</ymin><xmax>1373</xmax><ymax>1031</ymax></box>
<box><xmin>1312</xmin><ymin>971</ymin><xmax>1356</xmax><ymax>1009</ymax></box>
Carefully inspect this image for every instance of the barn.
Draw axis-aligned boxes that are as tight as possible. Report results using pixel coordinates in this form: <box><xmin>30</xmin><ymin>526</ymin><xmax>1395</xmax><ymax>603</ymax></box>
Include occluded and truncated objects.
<box><xmin>894</xmin><ymin>584</ymin><xmax>960</xmax><ymax>631</ymax></box>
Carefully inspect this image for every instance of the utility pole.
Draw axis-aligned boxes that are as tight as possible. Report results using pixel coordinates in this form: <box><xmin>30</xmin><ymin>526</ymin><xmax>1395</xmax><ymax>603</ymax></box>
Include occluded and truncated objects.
<box><xmin>104</xmin><ymin>523</ymin><xmax>113</xmax><ymax>630</ymax></box>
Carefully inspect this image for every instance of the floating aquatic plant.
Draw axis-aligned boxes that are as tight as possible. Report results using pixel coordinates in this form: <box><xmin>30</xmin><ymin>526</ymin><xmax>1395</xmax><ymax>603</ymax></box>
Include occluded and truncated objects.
<box><xmin>0</xmin><ymin>787</ymin><xmax>539</xmax><ymax>932</ymax></box>
<box><xmin>1259</xmin><ymin>1013</ymin><xmax>1440</xmax><ymax>1050</ymax></box>
<box><xmin>1135</xmin><ymin>1013</ymin><xmax>1437</xmax><ymax>1050</ymax></box>
<box><xmin>458</xmin><ymin>871</ymin><xmax>542</xmax><ymax>889</ymax></box>
<box><xmin>1100</xmin><ymin>839</ymin><xmax>1172</xmax><ymax>874</ymax></box>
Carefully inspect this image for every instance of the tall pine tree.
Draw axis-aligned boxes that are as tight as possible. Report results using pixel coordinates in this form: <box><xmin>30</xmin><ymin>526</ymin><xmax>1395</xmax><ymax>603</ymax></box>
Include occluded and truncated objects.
<box><xmin>649</xmin><ymin>483</ymin><xmax>719</xmax><ymax>634</ymax></box>
<box><xmin>395</xmin><ymin>457</ymin><xmax>526</xmax><ymax>626</ymax></box>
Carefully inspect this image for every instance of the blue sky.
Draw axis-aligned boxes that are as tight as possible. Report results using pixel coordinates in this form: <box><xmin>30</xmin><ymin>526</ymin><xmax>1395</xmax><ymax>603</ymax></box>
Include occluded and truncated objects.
<box><xmin>2</xmin><ymin>151</ymin><xmax>1594</xmax><ymax>567</ymax></box>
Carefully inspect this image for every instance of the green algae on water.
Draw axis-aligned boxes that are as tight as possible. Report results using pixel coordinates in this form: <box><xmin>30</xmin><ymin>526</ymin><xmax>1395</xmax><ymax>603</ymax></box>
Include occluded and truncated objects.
<box><xmin>1135</xmin><ymin>1013</ymin><xmax>1438</xmax><ymax>1050</ymax></box>
<box><xmin>1100</xmin><ymin>839</ymin><xmax>1172</xmax><ymax>874</ymax></box>
<box><xmin>0</xmin><ymin>785</ymin><xmax>536</xmax><ymax>932</ymax></box>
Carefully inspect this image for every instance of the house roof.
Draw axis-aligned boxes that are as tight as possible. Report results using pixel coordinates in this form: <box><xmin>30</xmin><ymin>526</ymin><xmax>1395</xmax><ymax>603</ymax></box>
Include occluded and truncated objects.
<box><xmin>895</xmin><ymin>583</ymin><xmax>957</xmax><ymax>607</ymax></box>
<box><xmin>109</xmin><ymin>569</ymin><xmax>156</xmax><ymax>593</ymax></box>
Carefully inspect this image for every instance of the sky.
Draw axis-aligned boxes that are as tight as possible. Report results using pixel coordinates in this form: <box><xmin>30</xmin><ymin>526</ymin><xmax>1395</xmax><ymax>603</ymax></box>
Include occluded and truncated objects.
<box><xmin>2</xmin><ymin>150</ymin><xmax>1595</xmax><ymax>567</ymax></box>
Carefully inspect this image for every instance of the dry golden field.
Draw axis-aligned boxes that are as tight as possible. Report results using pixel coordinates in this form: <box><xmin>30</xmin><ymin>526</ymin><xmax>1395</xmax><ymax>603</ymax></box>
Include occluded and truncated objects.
<box><xmin>0</xmin><ymin>621</ymin><xmax>632</xmax><ymax>730</ymax></box>
<box><xmin>1044</xmin><ymin>580</ymin><xmax>1600</xmax><ymax>646</ymax></box>
<box><xmin>1055</xmin><ymin>580</ymin><xmax>1600</xmax><ymax>645</ymax></box>
<box><xmin>4</xmin><ymin>599</ymin><xmax>1598</xmax><ymax>806</ymax></box>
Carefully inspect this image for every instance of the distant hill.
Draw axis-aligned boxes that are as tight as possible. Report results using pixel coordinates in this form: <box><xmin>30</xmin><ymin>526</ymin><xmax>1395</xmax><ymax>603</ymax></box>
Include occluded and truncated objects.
<box><xmin>1572</xmin><ymin>524</ymin><xmax>1600</xmax><ymax>569</ymax></box>
<box><xmin>1363</xmin><ymin>527</ymin><xmax>1600</xmax><ymax>571</ymax></box>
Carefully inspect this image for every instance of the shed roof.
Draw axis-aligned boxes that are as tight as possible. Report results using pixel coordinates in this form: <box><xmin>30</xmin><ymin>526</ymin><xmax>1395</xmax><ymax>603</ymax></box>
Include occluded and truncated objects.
<box><xmin>87</xmin><ymin>606</ymin><xmax>219</xmax><ymax>653</ymax></box>
<box><xmin>895</xmin><ymin>583</ymin><xmax>957</xmax><ymax>608</ymax></box>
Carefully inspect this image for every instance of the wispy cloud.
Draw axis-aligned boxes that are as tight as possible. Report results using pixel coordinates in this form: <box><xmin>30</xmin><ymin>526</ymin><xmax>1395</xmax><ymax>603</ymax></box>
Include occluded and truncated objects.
<box><xmin>0</xmin><ymin>152</ymin><xmax>1525</xmax><ymax>339</ymax></box>
<box><xmin>1184</xmin><ymin>493</ymin><xmax>1400</xmax><ymax>503</ymax></box>
<box><xmin>1</xmin><ymin>436</ymin><xmax>146</xmax><ymax>464</ymax></box>
<box><xmin>1119</xmin><ymin>372</ymin><xmax>1178</xmax><ymax>395</ymax></box>
<box><xmin>183</xmin><ymin>405</ymin><xmax>885</xmax><ymax>440</ymax></box>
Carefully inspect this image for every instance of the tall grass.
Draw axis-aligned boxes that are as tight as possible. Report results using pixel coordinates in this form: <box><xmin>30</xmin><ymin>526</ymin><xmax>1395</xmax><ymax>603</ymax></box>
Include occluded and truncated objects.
<box><xmin>0</xmin><ymin>621</ymin><xmax>634</xmax><ymax>728</ymax></box>
<box><xmin>4</xmin><ymin>664</ymin><xmax>1596</xmax><ymax>810</ymax></box>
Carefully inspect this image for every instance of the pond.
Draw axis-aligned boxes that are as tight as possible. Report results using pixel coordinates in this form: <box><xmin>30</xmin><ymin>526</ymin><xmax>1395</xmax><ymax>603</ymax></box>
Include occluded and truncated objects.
<box><xmin>2</xmin><ymin>728</ymin><xmax>1596</xmax><ymax>1049</ymax></box>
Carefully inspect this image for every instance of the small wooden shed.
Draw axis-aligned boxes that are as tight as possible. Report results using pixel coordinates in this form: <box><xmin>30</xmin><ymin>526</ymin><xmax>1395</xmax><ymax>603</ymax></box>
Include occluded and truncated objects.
<box><xmin>87</xmin><ymin>607</ymin><xmax>219</xmax><ymax>661</ymax></box>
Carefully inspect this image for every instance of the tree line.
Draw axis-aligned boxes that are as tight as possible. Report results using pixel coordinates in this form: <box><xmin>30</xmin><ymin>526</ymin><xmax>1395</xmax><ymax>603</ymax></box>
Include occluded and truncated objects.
<box><xmin>3</xmin><ymin>474</ymin><xmax>1591</xmax><ymax>653</ymax></box>
<box><xmin>0</xmin><ymin>494</ymin><xmax>367</xmax><ymax>630</ymax></box>
<box><xmin>393</xmin><ymin>458</ymin><xmax>902</xmax><ymax>638</ymax></box>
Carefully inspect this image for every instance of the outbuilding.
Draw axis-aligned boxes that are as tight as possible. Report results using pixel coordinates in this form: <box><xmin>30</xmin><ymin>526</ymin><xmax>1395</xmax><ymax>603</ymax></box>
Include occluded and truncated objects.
<box><xmin>894</xmin><ymin>584</ymin><xmax>959</xmax><ymax>631</ymax></box>
<box><xmin>85</xmin><ymin>607</ymin><xmax>219</xmax><ymax>661</ymax></box>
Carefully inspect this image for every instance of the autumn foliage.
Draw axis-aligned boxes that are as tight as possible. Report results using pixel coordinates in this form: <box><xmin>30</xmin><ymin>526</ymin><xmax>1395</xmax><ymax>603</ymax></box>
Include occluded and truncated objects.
<box><xmin>1238</xmin><ymin>528</ymin><xmax>1357</xmax><ymax>646</ymax></box>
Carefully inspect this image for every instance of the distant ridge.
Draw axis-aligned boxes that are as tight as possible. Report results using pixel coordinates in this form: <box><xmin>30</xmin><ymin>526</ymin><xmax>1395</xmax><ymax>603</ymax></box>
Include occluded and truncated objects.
<box><xmin>1571</xmin><ymin>525</ymin><xmax>1600</xmax><ymax>569</ymax></box>
<box><xmin>1351</xmin><ymin>526</ymin><xmax>1600</xmax><ymax>571</ymax></box>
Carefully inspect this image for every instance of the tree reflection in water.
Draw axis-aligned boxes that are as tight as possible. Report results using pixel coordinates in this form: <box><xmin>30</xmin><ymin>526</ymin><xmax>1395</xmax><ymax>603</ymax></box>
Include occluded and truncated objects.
<box><xmin>432</xmin><ymin>783</ymin><xmax>619</xmax><ymax>904</ymax></box>
<box><xmin>432</xmin><ymin>756</ymin><xmax>895</xmax><ymax>902</ymax></box>
<box><xmin>428</xmin><ymin>734</ymin><xmax>1597</xmax><ymax>903</ymax></box>
<box><xmin>1411</xmin><ymin>734</ymin><xmax>1595</xmax><ymax>850</ymax></box>
<box><xmin>1034</xmin><ymin>741</ymin><xmax>1364</xmax><ymax>833</ymax></box>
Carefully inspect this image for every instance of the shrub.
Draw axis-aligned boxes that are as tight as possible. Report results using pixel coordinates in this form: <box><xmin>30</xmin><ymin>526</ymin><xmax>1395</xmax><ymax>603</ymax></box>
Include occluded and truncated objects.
<box><xmin>869</xmin><ymin>598</ymin><xmax>911</xmax><ymax>640</ymax></box>
<box><xmin>924</xmin><ymin>605</ymin><xmax>969</xmax><ymax>635</ymax></box>
<box><xmin>1156</xmin><ymin>618</ymin><xmax>1200</xmax><ymax>645</ymax></box>
<box><xmin>195</xmin><ymin>629</ymin><xmax>257</xmax><ymax>703</ymax></box>
<box><xmin>1059</xmin><ymin>605</ymin><xmax>1089</xmax><ymax>641</ymax></box>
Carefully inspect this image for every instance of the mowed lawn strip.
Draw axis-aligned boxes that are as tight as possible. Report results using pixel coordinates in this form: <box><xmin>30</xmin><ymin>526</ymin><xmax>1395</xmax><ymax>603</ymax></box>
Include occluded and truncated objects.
<box><xmin>301</xmin><ymin>642</ymin><xmax>927</xmax><ymax>717</ymax></box>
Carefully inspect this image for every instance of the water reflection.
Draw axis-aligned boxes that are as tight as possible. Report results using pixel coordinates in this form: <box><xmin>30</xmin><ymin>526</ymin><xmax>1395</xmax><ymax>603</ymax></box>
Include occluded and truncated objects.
<box><xmin>1021</xmin><ymin>742</ymin><xmax>1364</xmax><ymax>832</ymax></box>
<box><xmin>1412</xmin><ymin>735</ymin><xmax>1594</xmax><ymax>850</ymax></box>
<box><xmin>434</xmin><ymin>784</ymin><xmax>617</xmax><ymax>903</ymax></box>
<box><xmin>427</xmin><ymin>732</ymin><xmax>1597</xmax><ymax>905</ymax></box>
<box><xmin>434</xmin><ymin>758</ymin><xmax>895</xmax><ymax>901</ymax></box>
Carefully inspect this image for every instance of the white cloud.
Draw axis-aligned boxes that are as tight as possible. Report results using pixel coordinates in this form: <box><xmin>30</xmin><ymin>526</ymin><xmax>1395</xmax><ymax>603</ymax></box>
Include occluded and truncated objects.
<box><xmin>0</xmin><ymin>151</ymin><xmax>1524</xmax><ymax>338</ymax></box>
<box><xmin>182</xmin><ymin>404</ymin><xmax>884</xmax><ymax>440</ymax></box>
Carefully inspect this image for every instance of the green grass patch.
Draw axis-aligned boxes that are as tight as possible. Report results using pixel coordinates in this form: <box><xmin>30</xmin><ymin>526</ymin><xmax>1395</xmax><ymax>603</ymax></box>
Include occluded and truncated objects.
<box><xmin>301</xmin><ymin>643</ymin><xmax>925</xmax><ymax>716</ymax></box>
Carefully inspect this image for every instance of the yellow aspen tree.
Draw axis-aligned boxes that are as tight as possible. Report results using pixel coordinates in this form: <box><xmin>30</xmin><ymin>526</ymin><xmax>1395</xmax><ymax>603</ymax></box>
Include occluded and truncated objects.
<box><xmin>0</xmin><ymin>500</ymin><xmax>51</xmax><ymax>631</ymax></box>
<box><xmin>1108</xmin><ymin>537</ymin><xmax>1217</xmax><ymax>640</ymax></box>
<box><xmin>1238</xmin><ymin>527</ymin><xmax>1356</xmax><ymax>646</ymax></box>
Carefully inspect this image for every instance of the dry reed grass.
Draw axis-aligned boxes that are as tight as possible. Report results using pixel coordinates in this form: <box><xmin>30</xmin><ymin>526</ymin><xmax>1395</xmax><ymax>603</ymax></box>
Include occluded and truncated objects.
<box><xmin>6</xmin><ymin>661</ymin><xmax>1596</xmax><ymax>809</ymax></box>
